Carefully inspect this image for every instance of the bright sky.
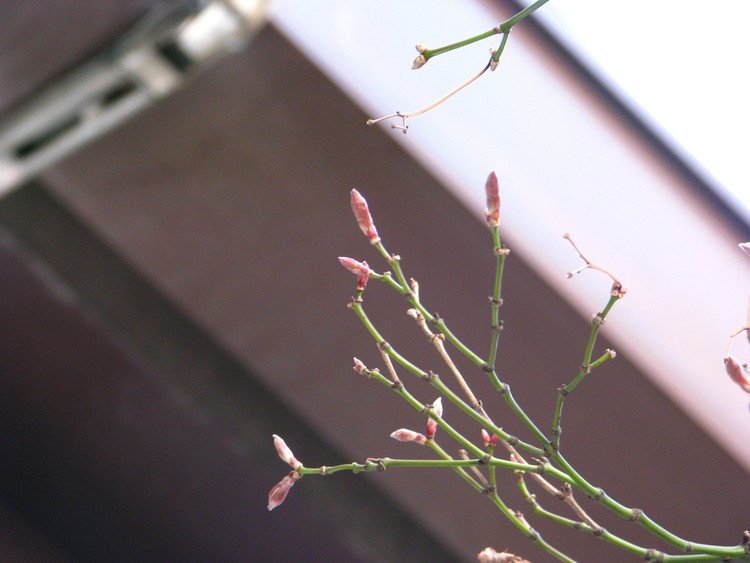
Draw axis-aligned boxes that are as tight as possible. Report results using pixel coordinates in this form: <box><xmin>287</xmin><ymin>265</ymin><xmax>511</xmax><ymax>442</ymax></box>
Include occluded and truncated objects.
<box><xmin>538</xmin><ymin>1</ymin><xmax>750</xmax><ymax>217</ymax></box>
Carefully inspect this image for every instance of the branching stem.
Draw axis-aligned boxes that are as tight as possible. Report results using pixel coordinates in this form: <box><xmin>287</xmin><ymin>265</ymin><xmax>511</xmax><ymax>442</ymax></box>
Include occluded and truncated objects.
<box><xmin>551</xmin><ymin>295</ymin><xmax>619</xmax><ymax>450</ymax></box>
<box><xmin>419</xmin><ymin>0</ymin><xmax>550</xmax><ymax>62</ymax></box>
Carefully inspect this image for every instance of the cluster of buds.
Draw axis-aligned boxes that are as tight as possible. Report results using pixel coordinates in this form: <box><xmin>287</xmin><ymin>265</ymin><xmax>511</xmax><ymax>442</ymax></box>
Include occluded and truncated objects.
<box><xmin>390</xmin><ymin>397</ymin><xmax>443</xmax><ymax>445</ymax></box>
<box><xmin>339</xmin><ymin>190</ymin><xmax>381</xmax><ymax>291</ymax></box>
<box><xmin>412</xmin><ymin>44</ymin><xmax>428</xmax><ymax>70</ymax></box>
<box><xmin>267</xmin><ymin>435</ymin><xmax>304</xmax><ymax>511</ymax></box>
<box><xmin>481</xmin><ymin>429</ymin><xmax>500</xmax><ymax>449</ymax></box>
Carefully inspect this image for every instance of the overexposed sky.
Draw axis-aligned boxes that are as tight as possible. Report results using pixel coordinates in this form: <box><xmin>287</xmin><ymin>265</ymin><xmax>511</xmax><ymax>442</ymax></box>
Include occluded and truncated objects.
<box><xmin>538</xmin><ymin>1</ymin><xmax>750</xmax><ymax>216</ymax></box>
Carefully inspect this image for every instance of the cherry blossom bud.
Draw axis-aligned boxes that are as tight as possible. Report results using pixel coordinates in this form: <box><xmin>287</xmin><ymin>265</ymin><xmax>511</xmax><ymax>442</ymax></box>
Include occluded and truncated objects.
<box><xmin>425</xmin><ymin>397</ymin><xmax>443</xmax><ymax>440</ymax></box>
<box><xmin>725</xmin><ymin>355</ymin><xmax>750</xmax><ymax>394</ymax></box>
<box><xmin>353</xmin><ymin>357</ymin><xmax>366</xmax><ymax>374</ymax></box>
<box><xmin>338</xmin><ymin>257</ymin><xmax>371</xmax><ymax>290</ymax></box>
<box><xmin>267</xmin><ymin>471</ymin><xmax>301</xmax><ymax>511</ymax></box>
<box><xmin>390</xmin><ymin>428</ymin><xmax>427</xmax><ymax>445</ymax></box>
<box><xmin>350</xmin><ymin>189</ymin><xmax>380</xmax><ymax>244</ymax></box>
<box><xmin>273</xmin><ymin>434</ymin><xmax>302</xmax><ymax>469</ymax></box>
<box><xmin>484</xmin><ymin>171</ymin><xmax>501</xmax><ymax>228</ymax></box>
<box><xmin>481</xmin><ymin>429</ymin><xmax>500</xmax><ymax>448</ymax></box>
<box><xmin>425</xmin><ymin>419</ymin><xmax>437</xmax><ymax>440</ymax></box>
<box><xmin>739</xmin><ymin>242</ymin><xmax>750</xmax><ymax>256</ymax></box>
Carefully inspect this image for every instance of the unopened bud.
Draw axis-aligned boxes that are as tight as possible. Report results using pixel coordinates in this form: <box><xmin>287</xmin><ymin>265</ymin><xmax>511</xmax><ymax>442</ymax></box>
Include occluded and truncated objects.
<box><xmin>412</xmin><ymin>54</ymin><xmax>427</xmax><ymax>70</ymax></box>
<box><xmin>484</xmin><ymin>171</ymin><xmax>501</xmax><ymax>228</ymax></box>
<box><xmin>338</xmin><ymin>257</ymin><xmax>371</xmax><ymax>290</ymax></box>
<box><xmin>725</xmin><ymin>355</ymin><xmax>750</xmax><ymax>394</ymax></box>
<box><xmin>273</xmin><ymin>434</ymin><xmax>302</xmax><ymax>469</ymax></box>
<box><xmin>353</xmin><ymin>357</ymin><xmax>366</xmax><ymax>374</ymax></box>
<box><xmin>267</xmin><ymin>471</ymin><xmax>301</xmax><ymax>511</ymax></box>
<box><xmin>390</xmin><ymin>428</ymin><xmax>427</xmax><ymax>445</ymax></box>
<box><xmin>425</xmin><ymin>397</ymin><xmax>443</xmax><ymax>440</ymax></box>
<box><xmin>350</xmin><ymin>189</ymin><xmax>380</xmax><ymax>244</ymax></box>
<box><xmin>611</xmin><ymin>281</ymin><xmax>627</xmax><ymax>297</ymax></box>
<box><xmin>481</xmin><ymin>429</ymin><xmax>499</xmax><ymax>448</ymax></box>
<box><xmin>432</xmin><ymin>397</ymin><xmax>443</xmax><ymax>418</ymax></box>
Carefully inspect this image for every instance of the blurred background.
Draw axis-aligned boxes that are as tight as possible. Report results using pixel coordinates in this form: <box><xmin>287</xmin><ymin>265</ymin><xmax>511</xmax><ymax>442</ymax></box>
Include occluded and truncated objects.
<box><xmin>0</xmin><ymin>1</ymin><xmax>748</xmax><ymax>561</ymax></box>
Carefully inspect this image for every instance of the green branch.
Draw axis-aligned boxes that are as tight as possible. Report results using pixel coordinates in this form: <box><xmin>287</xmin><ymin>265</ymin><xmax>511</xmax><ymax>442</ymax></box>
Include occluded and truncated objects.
<box><xmin>551</xmin><ymin>295</ymin><xmax>619</xmax><ymax>450</ymax></box>
<box><xmin>420</xmin><ymin>0</ymin><xmax>551</xmax><ymax>62</ymax></box>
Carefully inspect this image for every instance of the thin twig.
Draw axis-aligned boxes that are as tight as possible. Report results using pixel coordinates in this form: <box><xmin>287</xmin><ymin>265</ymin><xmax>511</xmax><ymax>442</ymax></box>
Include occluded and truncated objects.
<box><xmin>378</xmin><ymin>342</ymin><xmax>402</xmax><ymax>386</ymax></box>
<box><xmin>367</xmin><ymin>60</ymin><xmax>491</xmax><ymax>133</ymax></box>
<box><xmin>408</xmin><ymin>307</ymin><xmax>486</xmax><ymax>415</ymax></box>
<box><xmin>459</xmin><ymin>449</ymin><xmax>490</xmax><ymax>489</ymax></box>
<box><xmin>563</xmin><ymin>233</ymin><xmax>624</xmax><ymax>294</ymax></box>
<box><xmin>560</xmin><ymin>483</ymin><xmax>603</xmax><ymax>535</ymax></box>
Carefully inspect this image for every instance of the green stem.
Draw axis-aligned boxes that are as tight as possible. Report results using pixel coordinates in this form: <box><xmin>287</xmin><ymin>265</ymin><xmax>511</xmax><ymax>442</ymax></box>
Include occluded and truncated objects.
<box><xmin>515</xmin><ymin>474</ymin><xmax>726</xmax><ymax>560</ymax></box>
<box><xmin>421</xmin><ymin>0</ymin><xmax>550</xmax><ymax>61</ymax></box>
<box><xmin>500</xmin><ymin>0</ymin><xmax>551</xmax><ymax>31</ymax></box>
<box><xmin>428</xmin><ymin>440</ymin><xmax>484</xmax><ymax>493</ymax></box>
<box><xmin>551</xmin><ymin>295</ymin><xmax>619</xmax><ymax>450</ymax></box>
<box><xmin>431</xmin><ymin>377</ymin><xmax>547</xmax><ymax>459</ymax></box>
<box><xmin>552</xmin><ymin>452</ymin><xmax>747</xmax><ymax>558</ymax></box>
<box><xmin>372</xmin><ymin>241</ymin><xmax>551</xmax><ymax>449</ymax></box>
<box><xmin>422</xmin><ymin>29</ymin><xmax>498</xmax><ymax>61</ymax></box>
<box><xmin>352</xmin><ymin>294</ymin><xmax>548</xmax><ymax>458</ymax></box>
<box><xmin>363</xmin><ymin>237</ymin><xmax>747</xmax><ymax>559</ymax></box>
<box><xmin>364</xmin><ymin>368</ymin><xmax>538</xmax><ymax>471</ymax></box>
<box><xmin>486</xmin><ymin>488</ymin><xmax>575</xmax><ymax>563</ymax></box>
<box><xmin>297</xmin><ymin>457</ymin><xmax>525</xmax><ymax>476</ymax></box>
<box><xmin>487</xmin><ymin>227</ymin><xmax>506</xmax><ymax>370</ymax></box>
<box><xmin>491</xmin><ymin>30</ymin><xmax>511</xmax><ymax>64</ymax></box>
<box><xmin>517</xmin><ymin>476</ymin><xmax>585</xmax><ymax>530</ymax></box>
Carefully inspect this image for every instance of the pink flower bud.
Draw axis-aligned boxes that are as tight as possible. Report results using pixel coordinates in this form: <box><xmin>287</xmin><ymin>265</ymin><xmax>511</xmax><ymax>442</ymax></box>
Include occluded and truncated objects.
<box><xmin>425</xmin><ymin>397</ymin><xmax>443</xmax><ymax>440</ymax></box>
<box><xmin>267</xmin><ymin>471</ymin><xmax>301</xmax><ymax>511</ymax></box>
<box><xmin>425</xmin><ymin>419</ymin><xmax>437</xmax><ymax>440</ymax></box>
<box><xmin>273</xmin><ymin>434</ymin><xmax>302</xmax><ymax>469</ymax></box>
<box><xmin>350</xmin><ymin>189</ymin><xmax>380</xmax><ymax>244</ymax></box>
<box><xmin>353</xmin><ymin>357</ymin><xmax>366</xmax><ymax>374</ymax></box>
<box><xmin>739</xmin><ymin>242</ymin><xmax>750</xmax><ymax>256</ymax></box>
<box><xmin>725</xmin><ymin>356</ymin><xmax>750</xmax><ymax>394</ymax></box>
<box><xmin>338</xmin><ymin>257</ymin><xmax>371</xmax><ymax>290</ymax></box>
<box><xmin>481</xmin><ymin>429</ymin><xmax>500</xmax><ymax>448</ymax></box>
<box><xmin>390</xmin><ymin>428</ymin><xmax>427</xmax><ymax>445</ymax></box>
<box><xmin>484</xmin><ymin>171</ymin><xmax>501</xmax><ymax>228</ymax></box>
